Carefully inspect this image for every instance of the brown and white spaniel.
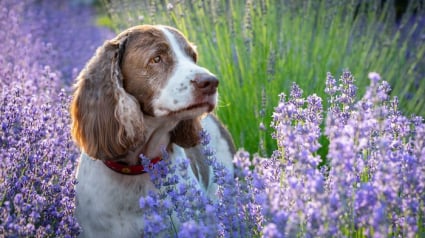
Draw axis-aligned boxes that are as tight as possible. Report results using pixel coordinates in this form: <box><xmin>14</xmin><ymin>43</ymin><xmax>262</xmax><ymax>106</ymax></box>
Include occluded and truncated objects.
<box><xmin>70</xmin><ymin>25</ymin><xmax>235</xmax><ymax>237</ymax></box>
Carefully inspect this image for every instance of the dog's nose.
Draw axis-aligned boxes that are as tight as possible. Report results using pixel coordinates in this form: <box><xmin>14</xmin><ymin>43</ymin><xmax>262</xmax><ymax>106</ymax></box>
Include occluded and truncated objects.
<box><xmin>191</xmin><ymin>74</ymin><xmax>219</xmax><ymax>95</ymax></box>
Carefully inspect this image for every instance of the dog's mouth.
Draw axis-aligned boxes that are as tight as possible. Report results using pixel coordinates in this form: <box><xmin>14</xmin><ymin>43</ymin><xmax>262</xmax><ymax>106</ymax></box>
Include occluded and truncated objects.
<box><xmin>154</xmin><ymin>93</ymin><xmax>218</xmax><ymax>118</ymax></box>
<box><xmin>166</xmin><ymin>102</ymin><xmax>215</xmax><ymax>117</ymax></box>
<box><xmin>181</xmin><ymin>102</ymin><xmax>214</xmax><ymax>113</ymax></box>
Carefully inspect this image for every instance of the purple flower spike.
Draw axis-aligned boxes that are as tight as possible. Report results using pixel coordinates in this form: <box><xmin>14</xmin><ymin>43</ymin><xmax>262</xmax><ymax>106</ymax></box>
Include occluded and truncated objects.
<box><xmin>368</xmin><ymin>72</ymin><xmax>381</xmax><ymax>84</ymax></box>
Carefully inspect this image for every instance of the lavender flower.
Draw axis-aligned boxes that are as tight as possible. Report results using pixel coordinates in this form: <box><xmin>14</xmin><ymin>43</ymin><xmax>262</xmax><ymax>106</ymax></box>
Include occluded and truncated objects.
<box><xmin>325</xmin><ymin>72</ymin><xmax>423</xmax><ymax>236</ymax></box>
<box><xmin>266</xmin><ymin>82</ymin><xmax>328</xmax><ymax>236</ymax></box>
<box><xmin>138</xmin><ymin>131</ymin><xmax>257</xmax><ymax>237</ymax></box>
<box><xmin>0</xmin><ymin>86</ymin><xmax>81</xmax><ymax>236</ymax></box>
<box><xmin>0</xmin><ymin>0</ymin><xmax>112</xmax><ymax>236</ymax></box>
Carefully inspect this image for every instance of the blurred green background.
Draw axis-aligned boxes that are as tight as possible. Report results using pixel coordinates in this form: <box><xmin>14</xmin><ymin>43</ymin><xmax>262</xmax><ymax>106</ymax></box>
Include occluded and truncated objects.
<box><xmin>95</xmin><ymin>0</ymin><xmax>425</xmax><ymax>155</ymax></box>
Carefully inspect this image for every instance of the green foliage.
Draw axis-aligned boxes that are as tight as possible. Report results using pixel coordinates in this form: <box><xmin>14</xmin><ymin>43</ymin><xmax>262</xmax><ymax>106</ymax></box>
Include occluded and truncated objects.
<box><xmin>96</xmin><ymin>14</ymin><xmax>114</xmax><ymax>27</ymax></box>
<box><xmin>104</xmin><ymin>0</ymin><xmax>425</xmax><ymax>155</ymax></box>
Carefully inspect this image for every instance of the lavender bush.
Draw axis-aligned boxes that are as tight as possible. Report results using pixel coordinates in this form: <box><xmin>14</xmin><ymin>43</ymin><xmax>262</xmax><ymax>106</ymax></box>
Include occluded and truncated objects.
<box><xmin>140</xmin><ymin>71</ymin><xmax>424</xmax><ymax>237</ymax></box>
<box><xmin>139</xmin><ymin>130</ymin><xmax>260</xmax><ymax>237</ymax></box>
<box><xmin>1</xmin><ymin>1</ymin><xmax>112</xmax><ymax>87</ymax></box>
<box><xmin>0</xmin><ymin>87</ymin><xmax>80</xmax><ymax>236</ymax></box>
<box><xmin>257</xmin><ymin>71</ymin><xmax>424</xmax><ymax>237</ymax></box>
<box><xmin>20</xmin><ymin>0</ymin><xmax>113</xmax><ymax>83</ymax></box>
<box><xmin>1</xmin><ymin>0</ymin><xmax>110</xmax><ymax>236</ymax></box>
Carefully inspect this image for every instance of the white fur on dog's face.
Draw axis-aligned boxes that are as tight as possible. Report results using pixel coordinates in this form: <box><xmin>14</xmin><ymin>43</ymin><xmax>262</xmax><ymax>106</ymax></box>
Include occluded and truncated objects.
<box><xmin>151</xmin><ymin>26</ymin><xmax>218</xmax><ymax>118</ymax></box>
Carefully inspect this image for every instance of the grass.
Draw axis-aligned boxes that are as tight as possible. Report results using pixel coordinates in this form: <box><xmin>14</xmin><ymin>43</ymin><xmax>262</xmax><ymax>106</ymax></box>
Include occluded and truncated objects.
<box><xmin>102</xmin><ymin>0</ymin><xmax>425</xmax><ymax>155</ymax></box>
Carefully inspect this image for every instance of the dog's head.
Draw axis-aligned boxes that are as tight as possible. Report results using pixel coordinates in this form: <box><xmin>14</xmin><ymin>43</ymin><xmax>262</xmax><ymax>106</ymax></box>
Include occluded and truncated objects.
<box><xmin>71</xmin><ymin>25</ymin><xmax>218</xmax><ymax>160</ymax></box>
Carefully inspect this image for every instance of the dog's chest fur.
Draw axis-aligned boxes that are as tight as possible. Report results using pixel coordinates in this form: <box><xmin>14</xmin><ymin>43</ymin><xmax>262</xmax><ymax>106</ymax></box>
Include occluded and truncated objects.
<box><xmin>76</xmin><ymin>149</ymin><xmax>197</xmax><ymax>237</ymax></box>
<box><xmin>75</xmin><ymin>115</ymin><xmax>234</xmax><ymax>237</ymax></box>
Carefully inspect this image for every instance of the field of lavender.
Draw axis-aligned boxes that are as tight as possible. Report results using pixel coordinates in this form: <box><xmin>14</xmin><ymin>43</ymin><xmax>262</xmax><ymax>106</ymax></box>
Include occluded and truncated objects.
<box><xmin>1</xmin><ymin>0</ymin><xmax>424</xmax><ymax>237</ymax></box>
<box><xmin>0</xmin><ymin>1</ymin><xmax>110</xmax><ymax>236</ymax></box>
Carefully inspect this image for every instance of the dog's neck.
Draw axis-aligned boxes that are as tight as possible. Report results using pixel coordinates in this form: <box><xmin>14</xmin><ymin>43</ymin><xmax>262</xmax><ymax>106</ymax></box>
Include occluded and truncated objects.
<box><xmin>142</xmin><ymin>116</ymin><xmax>179</xmax><ymax>160</ymax></box>
<box><xmin>118</xmin><ymin>115</ymin><xmax>179</xmax><ymax>166</ymax></box>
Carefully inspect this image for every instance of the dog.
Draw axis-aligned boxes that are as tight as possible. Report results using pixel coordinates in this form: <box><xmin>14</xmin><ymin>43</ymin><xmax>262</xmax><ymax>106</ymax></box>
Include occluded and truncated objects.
<box><xmin>70</xmin><ymin>25</ymin><xmax>235</xmax><ymax>237</ymax></box>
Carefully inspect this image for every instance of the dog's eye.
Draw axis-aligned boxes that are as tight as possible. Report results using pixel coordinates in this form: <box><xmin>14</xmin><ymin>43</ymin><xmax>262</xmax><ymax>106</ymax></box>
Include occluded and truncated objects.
<box><xmin>150</xmin><ymin>56</ymin><xmax>162</xmax><ymax>64</ymax></box>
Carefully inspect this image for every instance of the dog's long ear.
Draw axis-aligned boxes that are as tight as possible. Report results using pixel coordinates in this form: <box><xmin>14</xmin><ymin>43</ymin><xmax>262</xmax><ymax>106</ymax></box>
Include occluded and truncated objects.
<box><xmin>70</xmin><ymin>33</ymin><xmax>144</xmax><ymax>160</ymax></box>
<box><xmin>170</xmin><ymin>118</ymin><xmax>202</xmax><ymax>148</ymax></box>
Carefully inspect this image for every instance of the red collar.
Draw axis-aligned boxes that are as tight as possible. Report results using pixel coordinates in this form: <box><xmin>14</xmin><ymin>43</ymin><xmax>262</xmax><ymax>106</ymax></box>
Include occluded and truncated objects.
<box><xmin>103</xmin><ymin>157</ymin><xmax>162</xmax><ymax>175</ymax></box>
